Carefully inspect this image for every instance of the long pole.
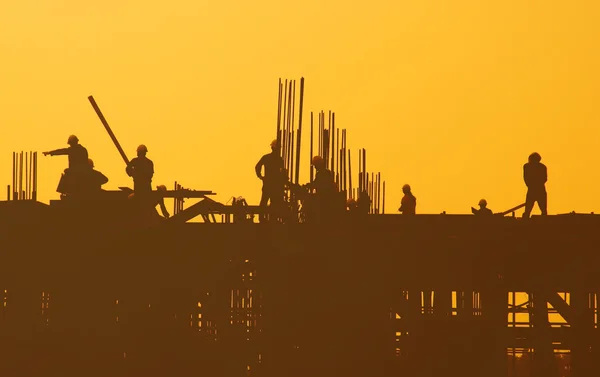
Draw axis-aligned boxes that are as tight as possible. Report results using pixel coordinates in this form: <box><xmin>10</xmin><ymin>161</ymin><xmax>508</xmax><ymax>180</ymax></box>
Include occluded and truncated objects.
<box><xmin>88</xmin><ymin>96</ymin><xmax>130</xmax><ymax>165</ymax></box>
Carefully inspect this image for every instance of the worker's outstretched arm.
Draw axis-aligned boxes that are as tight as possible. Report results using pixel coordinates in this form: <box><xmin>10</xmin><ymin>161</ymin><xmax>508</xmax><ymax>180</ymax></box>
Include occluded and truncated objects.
<box><xmin>43</xmin><ymin>148</ymin><xmax>69</xmax><ymax>156</ymax></box>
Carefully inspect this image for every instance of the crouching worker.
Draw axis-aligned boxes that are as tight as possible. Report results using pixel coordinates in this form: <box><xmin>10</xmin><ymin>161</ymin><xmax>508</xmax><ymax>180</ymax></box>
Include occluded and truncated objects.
<box><xmin>128</xmin><ymin>185</ymin><xmax>170</xmax><ymax>225</ymax></box>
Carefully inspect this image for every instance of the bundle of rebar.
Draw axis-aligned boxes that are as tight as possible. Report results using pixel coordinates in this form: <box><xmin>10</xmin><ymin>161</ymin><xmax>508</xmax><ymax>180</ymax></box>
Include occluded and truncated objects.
<box><xmin>274</xmin><ymin>78</ymin><xmax>385</xmax><ymax>214</ymax></box>
<box><xmin>9</xmin><ymin>151</ymin><xmax>37</xmax><ymax>201</ymax></box>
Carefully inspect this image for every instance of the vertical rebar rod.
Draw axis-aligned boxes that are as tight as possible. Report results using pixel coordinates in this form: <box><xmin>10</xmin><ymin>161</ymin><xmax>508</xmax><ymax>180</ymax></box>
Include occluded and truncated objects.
<box><xmin>281</xmin><ymin>79</ymin><xmax>288</xmax><ymax>160</ymax></box>
<box><xmin>19</xmin><ymin>152</ymin><xmax>23</xmax><ymax>200</ymax></box>
<box><xmin>29</xmin><ymin>151</ymin><xmax>33</xmax><ymax>199</ymax></box>
<box><xmin>330</xmin><ymin>111</ymin><xmax>335</xmax><ymax>172</ymax></box>
<box><xmin>294</xmin><ymin>77</ymin><xmax>304</xmax><ymax>185</ymax></box>
<box><xmin>377</xmin><ymin>172</ymin><xmax>382</xmax><ymax>214</ymax></box>
<box><xmin>33</xmin><ymin>152</ymin><xmax>37</xmax><ymax>201</ymax></box>
<box><xmin>348</xmin><ymin>149</ymin><xmax>353</xmax><ymax>200</ymax></box>
<box><xmin>12</xmin><ymin>152</ymin><xmax>16</xmax><ymax>200</ymax></box>
<box><xmin>383</xmin><ymin>181</ymin><xmax>386</xmax><ymax>214</ymax></box>
<box><xmin>276</xmin><ymin>79</ymin><xmax>283</xmax><ymax>155</ymax></box>
<box><xmin>310</xmin><ymin>112</ymin><xmax>314</xmax><ymax>183</ymax></box>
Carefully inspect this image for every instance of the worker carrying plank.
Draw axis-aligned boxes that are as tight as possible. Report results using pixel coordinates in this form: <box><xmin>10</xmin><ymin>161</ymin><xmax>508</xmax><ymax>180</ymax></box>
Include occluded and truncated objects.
<box><xmin>43</xmin><ymin>135</ymin><xmax>91</xmax><ymax>197</ymax></box>
<box><xmin>255</xmin><ymin>139</ymin><xmax>286</xmax><ymax>222</ymax></box>
<box><xmin>126</xmin><ymin>144</ymin><xmax>154</xmax><ymax>194</ymax></box>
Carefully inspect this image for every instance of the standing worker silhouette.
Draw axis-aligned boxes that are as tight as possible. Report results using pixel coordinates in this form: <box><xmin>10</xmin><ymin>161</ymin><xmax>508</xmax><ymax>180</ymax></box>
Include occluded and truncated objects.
<box><xmin>398</xmin><ymin>184</ymin><xmax>416</xmax><ymax>215</ymax></box>
<box><xmin>522</xmin><ymin>152</ymin><xmax>547</xmax><ymax>218</ymax></box>
<box><xmin>255</xmin><ymin>140</ymin><xmax>286</xmax><ymax>222</ymax></box>
<box><xmin>126</xmin><ymin>145</ymin><xmax>154</xmax><ymax>194</ymax></box>
<box><xmin>43</xmin><ymin>135</ymin><xmax>90</xmax><ymax>196</ymax></box>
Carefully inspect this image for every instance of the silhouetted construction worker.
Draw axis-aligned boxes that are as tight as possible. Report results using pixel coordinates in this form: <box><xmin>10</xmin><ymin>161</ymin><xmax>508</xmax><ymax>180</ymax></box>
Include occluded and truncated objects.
<box><xmin>472</xmin><ymin>199</ymin><xmax>493</xmax><ymax>216</ymax></box>
<box><xmin>398</xmin><ymin>184</ymin><xmax>416</xmax><ymax>215</ymax></box>
<box><xmin>43</xmin><ymin>135</ymin><xmax>90</xmax><ymax>196</ymax></box>
<box><xmin>304</xmin><ymin>156</ymin><xmax>338</xmax><ymax>221</ymax></box>
<box><xmin>522</xmin><ymin>152</ymin><xmax>547</xmax><ymax>218</ymax></box>
<box><xmin>126</xmin><ymin>145</ymin><xmax>154</xmax><ymax>194</ymax></box>
<box><xmin>86</xmin><ymin>158</ymin><xmax>109</xmax><ymax>192</ymax></box>
<box><xmin>255</xmin><ymin>140</ymin><xmax>286</xmax><ymax>222</ymax></box>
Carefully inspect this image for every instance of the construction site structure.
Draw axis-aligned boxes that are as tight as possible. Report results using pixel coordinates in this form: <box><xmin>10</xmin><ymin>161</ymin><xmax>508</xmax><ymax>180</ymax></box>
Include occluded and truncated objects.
<box><xmin>0</xmin><ymin>78</ymin><xmax>595</xmax><ymax>377</ymax></box>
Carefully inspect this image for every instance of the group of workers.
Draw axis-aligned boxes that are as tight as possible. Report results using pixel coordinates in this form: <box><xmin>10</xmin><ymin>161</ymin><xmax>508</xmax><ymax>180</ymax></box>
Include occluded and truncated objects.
<box><xmin>43</xmin><ymin>135</ymin><xmax>549</xmax><ymax>222</ymax></box>
<box><xmin>255</xmin><ymin>139</ymin><xmax>549</xmax><ymax>220</ymax></box>
<box><xmin>43</xmin><ymin>135</ymin><xmax>170</xmax><ymax>219</ymax></box>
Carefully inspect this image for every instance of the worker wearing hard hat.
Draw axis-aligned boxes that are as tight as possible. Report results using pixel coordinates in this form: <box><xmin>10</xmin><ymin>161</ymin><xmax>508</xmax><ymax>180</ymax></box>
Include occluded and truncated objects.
<box><xmin>126</xmin><ymin>144</ymin><xmax>154</xmax><ymax>194</ymax></box>
<box><xmin>255</xmin><ymin>139</ymin><xmax>286</xmax><ymax>222</ymax></box>
<box><xmin>471</xmin><ymin>199</ymin><xmax>493</xmax><ymax>216</ymax></box>
<box><xmin>398</xmin><ymin>184</ymin><xmax>416</xmax><ymax>215</ymax></box>
<box><xmin>43</xmin><ymin>135</ymin><xmax>90</xmax><ymax>196</ymax></box>
<box><xmin>43</xmin><ymin>135</ymin><xmax>89</xmax><ymax>170</ymax></box>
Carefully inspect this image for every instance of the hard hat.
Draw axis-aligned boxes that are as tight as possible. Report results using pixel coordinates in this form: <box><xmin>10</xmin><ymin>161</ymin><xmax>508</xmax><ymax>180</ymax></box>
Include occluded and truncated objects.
<box><xmin>137</xmin><ymin>144</ymin><xmax>148</xmax><ymax>154</ymax></box>
<box><xmin>67</xmin><ymin>135</ymin><xmax>79</xmax><ymax>144</ymax></box>
<box><xmin>88</xmin><ymin>158</ymin><xmax>94</xmax><ymax>168</ymax></box>
<box><xmin>270</xmin><ymin>139</ymin><xmax>279</xmax><ymax>148</ymax></box>
<box><xmin>311</xmin><ymin>156</ymin><xmax>324</xmax><ymax>166</ymax></box>
<box><xmin>402</xmin><ymin>184</ymin><xmax>411</xmax><ymax>191</ymax></box>
<box><xmin>479</xmin><ymin>199</ymin><xmax>487</xmax><ymax>206</ymax></box>
<box><xmin>156</xmin><ymin>185</ymin><xmax>167</xmax><ymax>192</ymax></box>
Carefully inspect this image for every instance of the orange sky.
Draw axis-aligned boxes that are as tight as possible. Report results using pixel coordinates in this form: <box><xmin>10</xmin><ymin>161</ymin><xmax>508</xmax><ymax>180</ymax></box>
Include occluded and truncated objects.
<box><xmin>1</xmin><ymin>0</ymin><xmax>599</xmax><ymax>214</ymax></box>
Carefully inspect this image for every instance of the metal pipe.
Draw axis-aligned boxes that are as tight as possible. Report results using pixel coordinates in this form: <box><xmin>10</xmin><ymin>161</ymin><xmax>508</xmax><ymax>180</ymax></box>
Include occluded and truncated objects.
<box><xmin>88</xmin><ymin>96</ymin><xmax>130</xmax><ymax>165</ymax></box>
